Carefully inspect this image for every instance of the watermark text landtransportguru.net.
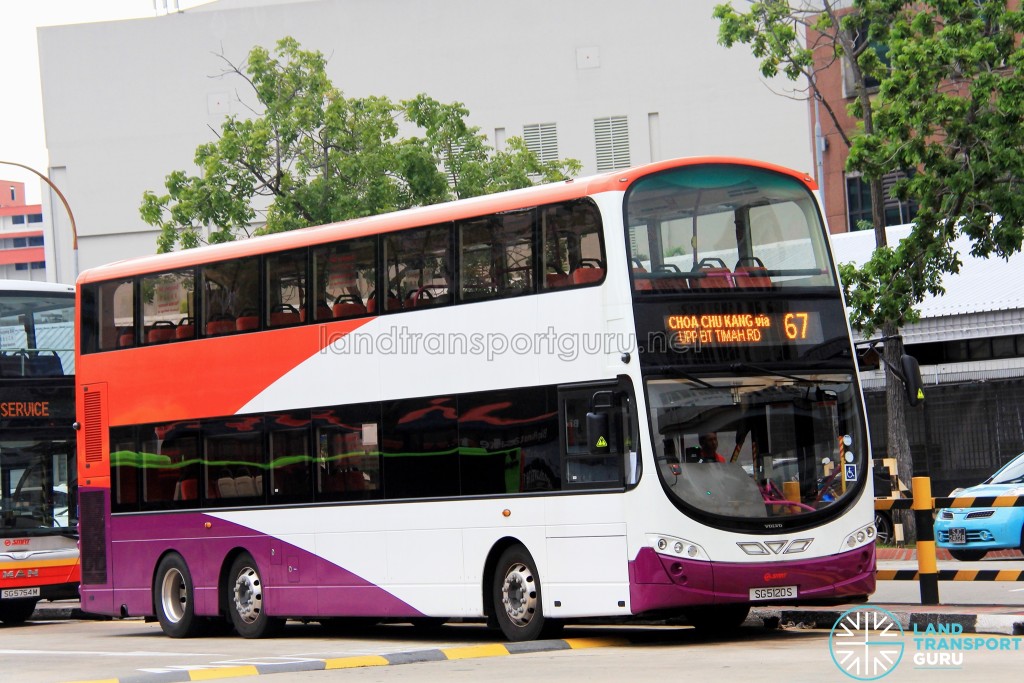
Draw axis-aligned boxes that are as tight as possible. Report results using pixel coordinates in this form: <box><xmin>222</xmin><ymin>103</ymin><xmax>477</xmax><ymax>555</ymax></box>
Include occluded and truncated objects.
<box><xmin>319</xmin><ymin>325</ymin><xmax>650</xmax><ymax>362</ymax></box>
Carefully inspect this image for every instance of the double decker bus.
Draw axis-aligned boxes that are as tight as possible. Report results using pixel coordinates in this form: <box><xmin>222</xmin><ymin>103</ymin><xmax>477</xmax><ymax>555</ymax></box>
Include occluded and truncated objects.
<box><xmin>0</xmin><ymin>280</ymin><xmax>78</xmax><ymax>624</ymax></box>
<box><xmin>75</xmin><ymin>157</ymin><xmax>875</xmax><ymax>640</ymax></box>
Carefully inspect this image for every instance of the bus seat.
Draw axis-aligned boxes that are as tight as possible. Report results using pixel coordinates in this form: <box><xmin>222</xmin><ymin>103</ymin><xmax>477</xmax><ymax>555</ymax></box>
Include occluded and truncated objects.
<box><xmin>146</xmin><ymin>321</ymin><xmax>177</xmax><ymax>343</ymax></box>
<box><xmin>217</xmin><ymin>476</ymin><xmax>238</xmax><ymax>498</ymax></box>
<box><xmin>343</xmin><ymin>469</ymin><xmax>366</xmax><ymax>492</ymax></box>
<box><xmin>118</xmin><ymin>330</ymin><xmax>136</xmax><ymax>348</ymax></box>
<box><xmin>572</xmin><ymin>267</ymin><xmax>605</xmax><ymax>285</ymax></box>
<box><xmin>28</xmin><ymin>352</ymin><xmax>63</xmax><ymax>377</ymax></box>
<box><xmin>269</xmin><ymin>310</ymin><xmax>300</xmax><ymax>326</ymax></box>
<box><xmin>733</xmin><ymin>257</ymin><xmax>772</xmax><ymax>289</ymax></box>
<box><xmin>234</xmin><ymin>474</ymin><xmax>259</xmax><ymax>497</ymax></box>
<box><xmin>692</xmin><ymin>258</ymin><xmax>734</xmax><ymax>289</ymax></box>
<box><xmin>546</xmin><ymin>272</ymin><xmax>571</xmax><ymax>288</ymax></box>
<box><xmin>174</xmin><ymin>478</ymin><xmax>198</xmax><ymax>501</ymax></box>
<box><xmin>206</xmin><ymin>318</ymin><xmax>235</xmax><ymax>336</ymax></box>
<box><xmin>176</xmin><ymin>318</ymin><xmax>195</xmax><ymax>340</ymax></box>
<box><xmin>366</xmin><ymin>292</ymin><xmax>400</xmax><ymax>313</ymax></box>
<box><xmin>333</xmin><ymin>302</ymin><xmax>367</xmax><ymax>318</ymax></box>
<box><xmin>235</xmin><ymin>314</ymin><xmax>259</xmax><ymax>331</ymax></box>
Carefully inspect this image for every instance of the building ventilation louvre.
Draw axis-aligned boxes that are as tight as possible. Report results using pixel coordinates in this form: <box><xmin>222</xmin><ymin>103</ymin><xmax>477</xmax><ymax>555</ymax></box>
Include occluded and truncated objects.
<box><xmin>523</xmin><ymin>123</ymin><xmax>559</xmax><ymax>162</ymax></box>
<box><xmin>594</xmin><ymin>116</ymin><xmax>630</xmax><ymax>172</ymax></box>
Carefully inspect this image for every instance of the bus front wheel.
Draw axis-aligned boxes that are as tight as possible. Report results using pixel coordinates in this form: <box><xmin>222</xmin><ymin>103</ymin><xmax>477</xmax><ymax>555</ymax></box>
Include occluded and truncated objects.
<box><xmin>154</xmin><ymin>554</ymin><xmax>203</xmax><ymax>638</ymax></box>
<box><xmin>0</xmin><ymin>598</ymin><xmax>37</xmax><ymax>624</ymax></box>
<box><xmin>492</xmin><ymin>545</ymin><xmax>557</xmax><ymax>642</ymax></box>
<box><xmin>227</xmin><ymin>552</ymin><xmax>284</xmax><ymax>638</ymax></box>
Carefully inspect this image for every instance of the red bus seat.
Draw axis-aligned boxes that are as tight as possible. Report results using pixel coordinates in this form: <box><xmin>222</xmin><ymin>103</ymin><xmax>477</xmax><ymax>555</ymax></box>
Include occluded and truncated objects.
<box><xmin>146</xmin><ymin>321</ymin><xmax>176</xmax><ymax>343</ymax></box>
<box><xmin>118</xmin><ymin>330</ymin><xmax>136</xmax><ymax>348</ymax></box>
<box><xmin>572</xmin><ymin>267</ymin><xmax>605</xmax><ymax>285</ymax></box>
<box><xmin>546</xmin><ymin>272</ymin><xmax>571</xmax><ymax>288</ymax></box>
<box><xmin>235</xmin><ymin>315</ymin><xmax>259</xmax><ymax>331</ymax></box>
<box><xmin>333</xmin><ymin>302</ymin><xmax>367</xmax><ymax>318</ymax></box>
<box><xmin>176</xmin><ymin>317</ymin><xmax>195</xmax><ymax>340</ymax></box>
<box><xmin>733</xmin><ymin>257</ymin><xmax>772</xmax><ymax>289</ymax></box>
<box><xmin>206</xmin><ymin>319</ymin><xmax>235</xmax><ymax>336</ymax></box>
<box><xmin>692</xmin><ymin>258</ymin><xmax>734</xmax><ymax>289</ymax></box>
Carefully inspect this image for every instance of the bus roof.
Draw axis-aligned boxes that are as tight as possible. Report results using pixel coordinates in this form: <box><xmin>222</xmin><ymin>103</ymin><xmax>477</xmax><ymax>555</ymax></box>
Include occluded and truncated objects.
<box><xmin>0</xmin><ymin>280</ymin><xmax>75</xmax><ymax>295</ymax></box>
<box><xmin>77</xmin><ymin>156</ymin><xmax>814</xmax><ymax>284</ymax></box>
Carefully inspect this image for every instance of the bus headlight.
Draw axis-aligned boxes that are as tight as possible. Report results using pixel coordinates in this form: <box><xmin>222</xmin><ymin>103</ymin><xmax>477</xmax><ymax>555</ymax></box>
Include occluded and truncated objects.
<box><xmin>649</xmin><ymin>535</ymin><xmax>708</xmax><ymax>561</ymax></box>
<box><xmin>843</xmin><ymin>524</ymin><xmax>876</xmax><ymax>550</ymax></box>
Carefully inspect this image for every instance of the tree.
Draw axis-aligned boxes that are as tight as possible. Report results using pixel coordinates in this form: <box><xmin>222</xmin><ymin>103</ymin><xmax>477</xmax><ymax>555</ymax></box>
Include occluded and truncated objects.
<box><xmin>140</xmin><ymin>37</ymin><xmax>580</xmax><ymax>252</ymax></box>
<box><xmin>714</xmin><ymin>1</ymin><xmax>1024</xmax><ymax>537</ymax></box>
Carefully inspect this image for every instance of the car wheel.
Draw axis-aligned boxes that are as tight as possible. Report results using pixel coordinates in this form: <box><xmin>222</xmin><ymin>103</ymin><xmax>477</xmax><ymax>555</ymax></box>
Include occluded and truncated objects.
<box><xmin>874</xmin><ymin>512</ymin><xmax>894</xmax><ymax>545</ymax></box>
<box><xmin>948</xmin><ymin>549</ymin><xmax>987</xmax><ymax>562</ymax></box>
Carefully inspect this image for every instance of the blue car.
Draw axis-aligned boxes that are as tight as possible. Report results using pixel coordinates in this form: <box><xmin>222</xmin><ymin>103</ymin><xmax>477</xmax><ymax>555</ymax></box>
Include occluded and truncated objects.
<box><xmin>935</xmin><ymin>451</ymin><xmax>1024</xmax><ymax>561</ymax></box>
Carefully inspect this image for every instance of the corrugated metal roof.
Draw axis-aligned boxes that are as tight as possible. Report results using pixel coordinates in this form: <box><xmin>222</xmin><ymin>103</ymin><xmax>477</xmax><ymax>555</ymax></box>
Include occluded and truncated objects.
<box><xmin>830</xmin><ymin>226</ymin><xmax>1024</xmax><ymax>320</ymax></box>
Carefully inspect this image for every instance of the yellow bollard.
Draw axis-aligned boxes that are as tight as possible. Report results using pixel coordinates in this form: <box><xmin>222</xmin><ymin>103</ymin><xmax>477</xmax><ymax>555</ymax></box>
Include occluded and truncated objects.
<box><xmin>912</xmin><ymin>476</ymin><xmax>940</xmax><ymax>604</ymax></box>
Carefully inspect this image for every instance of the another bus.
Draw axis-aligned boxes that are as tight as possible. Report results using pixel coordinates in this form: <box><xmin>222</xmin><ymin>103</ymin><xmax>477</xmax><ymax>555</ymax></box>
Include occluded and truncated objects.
<box><xmin>0</xmin><ymin>280</ymin><xmax>78</xmax><ymax>624</ymax></box>
<box><xmin>75</xmin><ymin>157</ymin><xmax>875</xmax><ymax>640</ymax></box>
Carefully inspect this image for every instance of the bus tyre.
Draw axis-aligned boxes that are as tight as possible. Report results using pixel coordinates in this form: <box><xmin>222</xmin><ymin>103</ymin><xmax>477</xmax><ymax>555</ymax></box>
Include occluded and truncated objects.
<box><xmin>0</xmin><ymin>598</ymin><xmax>38</xmax><ymax>624</ymax></box>
<box><xmin>684</xmin><ymin>603</ymin><xmax>750</xmax><ymax>635</ymax></box>
<box><xmin>492</xmin><ymin>545</ymin><xmax>552</xmax><ymax>642</ymax></box>
<box><xmin>227</xmin><ymin>552</ymin><xmax>283</xmax><ymax>638</ymax></box>
<box><xmin>154</xmin><ymin>554</ymin><xmax>203</xmax><ymax>638</ymax></box>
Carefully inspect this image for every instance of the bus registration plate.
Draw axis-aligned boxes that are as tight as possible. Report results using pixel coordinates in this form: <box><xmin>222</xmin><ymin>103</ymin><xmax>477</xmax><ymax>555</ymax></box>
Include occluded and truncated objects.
<box><xmin>2</xmin><ymin>587</ymin><xmax>40</xmax><ymax>599</ymax></box>
<box><xmin>948</xmin><ymin>528</ymin><xmax>967</xmax><ymax>544</ymax></box>
<box><xmin>749</xmin><ymin>585</ymin><xmax>796</xmax><ymax>601</ymax></box>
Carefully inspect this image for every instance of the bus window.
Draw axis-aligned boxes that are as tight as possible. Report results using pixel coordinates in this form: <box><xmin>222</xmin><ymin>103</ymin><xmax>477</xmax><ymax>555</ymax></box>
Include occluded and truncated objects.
<box><xmin>457</xmin><ymin>386</ymin><xmax>559</xmax><ymax>495</ymax></box>
<box><xmin>141</xmin><ymin>270</ymin><xmax>194</xmax><ymax>344</ymax></box>
<box><xmin>312</xmin><ymin>238</ymin><xmax>376</xmax><ymax>321</ymax></box>
<box><xmin>265</xmin><ymin>250</ymin><xmax>306</xmax><ymax>328</ymax></box>
<box><xmin>625</xmin><ymin>164</ymin><xmax>836</xmax><ymax>293</ymax></box>
<box><xmin>560</xmin><ymin>386</ymin><xmax>626</xmax><ymax>488</ymax></box>
<box><xmin>314</xmin><ymin>403</ymin><xmax>381</xmax><ymax>500</ymax></box>
<box><xmin>83</xmin><ymin>278</ymin><xmax>134</xmax><ymax>352</ymax></box>
<box><xmin>201</xmin><ymin>257</ymin><xmax>258</xmax><ymax>335</ymax></box>
<box><xmin>384</xmin><ymin>225</ymin><xmax>451</xmax><ymax>311</ymax></box>
<box><xmin>205</xmin><ymin>417</ymin><xmax>264</xmax><ymax>502</ymax></box>
<box><xmin>540</xmin><ymin>200</ymin><xmax>604</xmax><ymax>289</ymax></box>
<box><xmin>268</xmin><ymin>412</ymin><xmax>312</xmax><ymax>502</ymax></box>
<box><xmin>458</xmin><ymin>210</ymin><xmax>535</xmax><ymax>302</ymax></box>
<box><xmin>383</xmin><ymin>396</ymin><xmax>458</xmax><ymax>499</ymax></box>
<box><xmin>110</xmin><ymin>427</ymin><xmax>139</xmax><ymax>511</ymax></box>
<box><xmin>139</xmin><ymin>421</ymin><xmax>200</xmax><ymax>508</ymax></box>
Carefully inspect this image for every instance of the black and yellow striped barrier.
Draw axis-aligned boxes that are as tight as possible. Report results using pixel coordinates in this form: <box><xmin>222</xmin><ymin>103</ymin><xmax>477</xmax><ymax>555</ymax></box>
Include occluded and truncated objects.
<box><xmin>874</xmin><ymin>477</ymin><xmax>1024</xmax><ymax>604</ymax></box>
<box><xmin>878</xmin><ymin>568</ymin><xmax>1024</xmax><ymax>582</ymax></box>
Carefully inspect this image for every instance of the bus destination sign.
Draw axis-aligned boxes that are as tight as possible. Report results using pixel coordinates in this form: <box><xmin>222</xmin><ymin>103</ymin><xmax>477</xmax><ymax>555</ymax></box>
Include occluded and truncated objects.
<box><xmin>665</xmin><ymin>311</ymin><xmax>823</xmax><ymax>347</ymax></box>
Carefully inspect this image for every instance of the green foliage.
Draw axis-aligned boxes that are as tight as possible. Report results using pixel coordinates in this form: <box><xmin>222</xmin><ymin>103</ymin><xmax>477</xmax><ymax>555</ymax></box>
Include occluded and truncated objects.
<box><xmin>141</xmin><ymin>37</ymin><xmax>580</xmax><ymax>252</ymax></box>
<box><xmin>715</xmin><ymin>1</ymin><xmax>1024</xmax><ymax>337</ymax></box>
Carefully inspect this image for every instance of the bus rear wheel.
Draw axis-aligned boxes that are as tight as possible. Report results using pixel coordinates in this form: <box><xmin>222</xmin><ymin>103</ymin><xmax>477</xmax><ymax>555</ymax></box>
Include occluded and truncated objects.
<box><xmin>227</xmin><ymin>552</ymin><xmax>284</xmax><ymax>638</ymax></box>
<box><xmin>492</xmin><ymin>545</ymin><xmax>556</xmax><ymax>642</ymax></box>
<box><xmin>154</xmin><ymin>553</ymin><xmax>203</xmax><ymax>638</ymax></box>
<box><xmin>0</xmin><ymin>598</ymin><xmax>37</xmax><ymax>624</ymax></box>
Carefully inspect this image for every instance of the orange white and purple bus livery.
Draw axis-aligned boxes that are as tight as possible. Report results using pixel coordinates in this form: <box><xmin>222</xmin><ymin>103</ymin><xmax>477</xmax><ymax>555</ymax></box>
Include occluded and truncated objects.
<box><xmin>75</xmin><ymin>157</ymin><xmax>875</xmax><ymax>640</ymax></box>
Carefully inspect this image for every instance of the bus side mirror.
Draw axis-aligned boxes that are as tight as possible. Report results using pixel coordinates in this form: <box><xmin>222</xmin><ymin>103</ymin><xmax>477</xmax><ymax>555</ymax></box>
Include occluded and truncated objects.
<box><xmin>901</xmin><ymin>354</ymin><xmax>924</xmax><ymax>407</ymax></box>
<box><xmin>587</xmin><ymin>411</ymin><xmax>610</xmax><ymax>454</ymax></box>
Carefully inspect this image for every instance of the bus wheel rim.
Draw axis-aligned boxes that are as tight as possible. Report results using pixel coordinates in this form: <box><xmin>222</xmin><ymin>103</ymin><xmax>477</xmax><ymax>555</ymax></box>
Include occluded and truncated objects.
<box><xmin>160</xmin><ymin>568</ymin><xmax>187</xmax><ymax>623</ymax></box>
<box><xmin>232</xmin><ymin>565</ymin><xmax>263</xmax><ymax>624</ymax></box>
<box><xmin>501</xmin><ymin>562</ymin><xmax>536</xmax><ymax>627</ymax></box>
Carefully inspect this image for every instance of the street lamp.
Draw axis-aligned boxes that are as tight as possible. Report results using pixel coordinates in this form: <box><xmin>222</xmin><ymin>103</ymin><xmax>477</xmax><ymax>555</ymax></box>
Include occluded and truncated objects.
<box><xmin>0</xmin><ymin>160</ymin><xmax>79</xmax><ymax>280</ymax></box>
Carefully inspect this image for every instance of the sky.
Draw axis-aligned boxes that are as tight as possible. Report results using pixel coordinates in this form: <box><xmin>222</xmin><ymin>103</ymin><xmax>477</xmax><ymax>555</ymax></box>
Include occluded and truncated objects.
<box><xmin>0</xmin><ymin>0</ymin><xmax>215</xmax><ymax>204</ymax></box>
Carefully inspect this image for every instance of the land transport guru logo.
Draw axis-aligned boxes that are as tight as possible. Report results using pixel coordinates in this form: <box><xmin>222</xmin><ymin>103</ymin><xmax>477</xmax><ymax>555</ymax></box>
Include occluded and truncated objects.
<box><xmin>829</xmin><ymin>607</ymin><xmax>905</xmax><ymax>680</ymax></box>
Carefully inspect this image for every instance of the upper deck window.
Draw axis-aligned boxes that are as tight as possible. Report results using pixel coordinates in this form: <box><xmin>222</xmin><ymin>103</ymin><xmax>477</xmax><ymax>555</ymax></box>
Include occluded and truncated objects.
<box><xmin>625</xmin><ymin>165</ymin><xmax>835</xmax><ymax>294</ymax></box>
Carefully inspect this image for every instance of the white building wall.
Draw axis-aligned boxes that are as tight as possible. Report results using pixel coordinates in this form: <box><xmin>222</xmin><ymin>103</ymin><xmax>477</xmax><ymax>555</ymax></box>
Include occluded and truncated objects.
<box><xmin>38</xmin><ymin>0</ymin><xmax>814</xmax><ymax>278</ymax></box>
